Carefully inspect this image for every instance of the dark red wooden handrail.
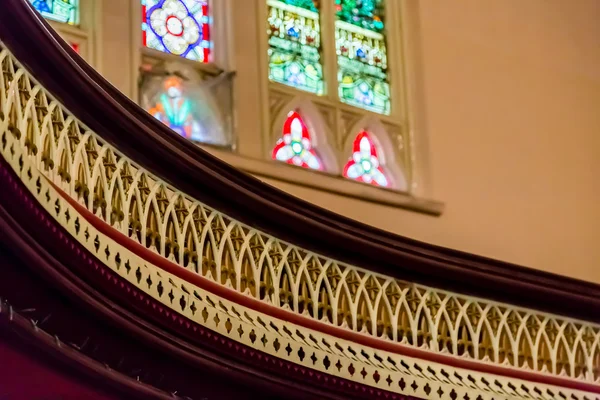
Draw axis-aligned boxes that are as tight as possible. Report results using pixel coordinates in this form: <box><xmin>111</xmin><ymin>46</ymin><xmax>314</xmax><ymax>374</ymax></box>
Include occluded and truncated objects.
<box><xmin>1</xmin><ymin>0</ymin><xmax>599</xmax><ymax>321</ymax></box>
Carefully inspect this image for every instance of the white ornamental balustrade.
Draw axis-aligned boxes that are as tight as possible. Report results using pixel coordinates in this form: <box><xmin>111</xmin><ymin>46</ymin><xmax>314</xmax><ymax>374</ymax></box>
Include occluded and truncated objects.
<box><xmin>1</xmin><ymin>42</ymin><xmax>600</xmax><ymax>387</ymax></box>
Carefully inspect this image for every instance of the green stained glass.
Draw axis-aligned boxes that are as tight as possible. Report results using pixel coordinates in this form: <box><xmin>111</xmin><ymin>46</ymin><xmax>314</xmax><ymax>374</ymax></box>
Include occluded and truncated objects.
<box><xmin>30</xmin><ymin>0</ymin><xmax>79</xmax><ymax>25</ymax></box>
<box><xmin>335</xmin><ymin>0</ymin><xmax>390</xmax><ymax>114</ymax></box>
<box><xmin>280</xmin><ymin>0</ymin><xmax>319</xmax><ymax>12</ymax></box>
<box><xmin>335</xmin><ymin>0</ymin><xmax>385</xmax><ymax>32</ymax></box>
<box><xmin>267</xmin><ymin>0</ymin><xmax>324</xmax><ymax>95</ymax></box>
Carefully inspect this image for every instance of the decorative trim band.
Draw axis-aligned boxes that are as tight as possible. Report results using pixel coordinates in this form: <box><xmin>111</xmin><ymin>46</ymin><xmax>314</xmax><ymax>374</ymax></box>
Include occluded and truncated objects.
<box><xmin>1</xmin><ymin>107</ymin><xmax>599</xmax><ymax>400</ymax></box>
<box><xmin>1</xmin><ymin>40</ymin><xmax>600</xmax><ymax>388</ymax></box>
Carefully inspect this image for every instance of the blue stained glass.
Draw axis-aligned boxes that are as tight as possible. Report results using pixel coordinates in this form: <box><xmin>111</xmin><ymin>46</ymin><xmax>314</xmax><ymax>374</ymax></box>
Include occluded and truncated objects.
<box><xmin>142</xmin><ymin>0</ymin><xmax>211</xmax><ymax>63</ymax></box>
<box><xmin>30</xmin><ymin>0</ymin><xmax>79</xmax><ymax>25</ymax></box>
<box><xmin>32</xmin><ymin>0</ymin><xmax>51</xmax><ymax>12</ymax></box>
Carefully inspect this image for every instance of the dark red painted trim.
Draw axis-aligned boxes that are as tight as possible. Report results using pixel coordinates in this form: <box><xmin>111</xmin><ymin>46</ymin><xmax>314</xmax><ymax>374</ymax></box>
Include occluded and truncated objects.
<box><xmin>51</xmin><ymin>178</ymin><xmax>600</xmax><ymax>395</ymax></box>
<box><xmin>1</xmin><ymin>0</ymin><xmax>600</xmax><ymax>324</ymax></box>
<box><xmin>0</xmin><ymin>303</ymin><xmax>177</xmax><ymax>400</ymax></box>
<box><xmin>0</xmin><ymin>157</ymin><xmax>414</xmax><ymax>400</ymax></box>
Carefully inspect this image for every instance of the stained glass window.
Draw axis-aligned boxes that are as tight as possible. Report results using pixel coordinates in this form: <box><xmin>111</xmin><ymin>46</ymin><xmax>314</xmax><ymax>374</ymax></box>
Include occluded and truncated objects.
<box><xmin>267</xmin><ymin>0</ymin><xmax>324</xmax><ymax>95</ymax></box>
<box><xmin>30</xmin><ymin>0</ymin><xmax>79</xmax><ymax>25</ymax></box>
<box><xmin>141</xmin><ymin>75</ymin><xmax>230</xmax><ymax>146</ymax></box>
<box><xmin>335</xmin><ymin>0</ymin><xmax>390</xmax><ymax>115</ymax></box>
<box><xmin>343</xmin><ymin>131</ymin><xmax>390</xmax><ymax>186</ymax></box>
<box><xmin>272</xmin><ymin>111</ymin><xmax>323</xmax><ymax>170</ymax></box>
<box><xmin>142</xmin><ymin>0</ymin><xmax>211</xmax><ymax>63</ymax></box>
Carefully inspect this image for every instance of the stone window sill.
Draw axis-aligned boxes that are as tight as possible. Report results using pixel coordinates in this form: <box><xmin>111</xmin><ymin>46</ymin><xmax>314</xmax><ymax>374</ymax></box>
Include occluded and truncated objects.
<box><xmin>202</xmin><ymin>147</ymin><xmax>444</xmax><ymax>216</ymax></box>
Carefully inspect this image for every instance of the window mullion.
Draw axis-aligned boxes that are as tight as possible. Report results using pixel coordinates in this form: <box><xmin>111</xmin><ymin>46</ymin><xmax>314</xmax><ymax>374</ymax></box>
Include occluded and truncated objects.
<box><xmin>320</xmin><ymin>0</ymin><xmax>338</xmax><ymax>100</ymax></box>
<box><xmin>384</xmin><ymin>0</ymin><xmax>404</xmax><ymax>119</ymax></box>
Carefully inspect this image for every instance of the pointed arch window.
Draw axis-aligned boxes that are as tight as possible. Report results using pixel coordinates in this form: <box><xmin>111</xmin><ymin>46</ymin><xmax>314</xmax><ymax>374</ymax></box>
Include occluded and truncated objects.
<box><xmin>142</xmin><ymin>0</ymin><xmax>211</xmax><ymax>63</ymax></box>
<box><xmin>343</xmin><ymin>131</ymin><xmax>390</xmax><ymax>187</ymax></box>
<box><xmin>335</xmin><ymin>0</ymin><xmax>390</xmax><ymax>115</ymax></box>
<box><xmin>30</xmin><ymin>0</ymin><xmax>79</xmax><ymax>25</ymax></box>
<box><xmin>266</xmin><ymin>0</ymin><xmax>324</xmax><ymax>95</ymax></box>
<box><xmin>272</xmin><ymin>111</ymin><xmax>323</xmax><ymax>170</ymax></box>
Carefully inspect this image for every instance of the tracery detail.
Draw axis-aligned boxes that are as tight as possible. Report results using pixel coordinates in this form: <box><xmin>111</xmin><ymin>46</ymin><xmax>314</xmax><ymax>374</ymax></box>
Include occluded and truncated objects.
<box><xmin>335</xmin><ymin>0</ymin><xmax>390</xmax><ymax>114</ymax></box>
<box><xmin>142</xmin><ymin>0</ymin><xmax>211</xmax><ymax>63</ymax></box>
<box><xmin>272</xmin><ymin>111</ymin><xmax>323</xmax><ymax>170</ymax></box>
<box><xmin>267</xmin><ymin>0</ymin><xmax>324</xmax><ymax>94</ymax></box>
<box><xmin>2</xmin><ymin>41</ymin><xmax>600</xmax><ymax>392</ymax></box>
<box><xmin>343</xmin><ymin>131</ymin><xmax>389</xmax><ymax>186</ymax></box>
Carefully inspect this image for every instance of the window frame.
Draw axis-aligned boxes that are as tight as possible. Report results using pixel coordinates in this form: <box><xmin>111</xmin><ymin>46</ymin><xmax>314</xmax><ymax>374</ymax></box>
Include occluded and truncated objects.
<box><xmin>265</xmin><ymin>0</ymin><xmax>326</xmax><ymax>96</ymax></box>
<box><xmin>199</xmin><ymin>145</ymin><xmax>442</xmax><ymax>216</ymax></box>
<box><xmin>31</xmin><ymin>0</ymin><xmax>81</xmax><ymax>26</ymax></box>
<box><xmin>128</xmin><ymin>0</ymin><xmax>434</xmax><ymax>204</ymax></box>
<box><xmin>270</xmin><ymin>100</ymin><xmax>341</xmax><ymax>174</ymax></box>
<box><xmin>258</xmin><ymin>0</ymin><xmax>415</xmax><ymax>196</ymax></box>
<box><xmin>39</xmin><ymin>0</ymin><xmax>97</xmax><ymax>65</ymax></box>
<box><xmin>137</xmin><ymin>0</ymin><xmax>230</xmax><ymax>73</ymax></box>
<box><xmin>132</xmin><ymin>0</ymin><xmax>236</xmax><ymax>149</ymax></box>
<box><xmin>260</xmin><ymin>0</ymin><xmax>407</xmax><ymax>120</ymax></box>
<box><xmin>133</xmin><ymin>0</ymin><xmax>231</xmax><ymax>100</ymax></box>
<box><xmin>341</xmin><ymin>117</ymin><xmax>408</xmax><ymax>191</ymax></box>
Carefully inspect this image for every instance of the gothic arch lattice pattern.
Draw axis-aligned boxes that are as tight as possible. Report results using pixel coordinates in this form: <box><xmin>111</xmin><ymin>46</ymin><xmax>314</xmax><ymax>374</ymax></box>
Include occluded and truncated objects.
<box><xmin>4</xmin><ymin>154</ymin><xmax>599</xmax><ymax>400</ymax></box>
<box><xmin>2</xmin><ymin>42</ymin><xmax>600</xmax><ymax>387</ymax></box>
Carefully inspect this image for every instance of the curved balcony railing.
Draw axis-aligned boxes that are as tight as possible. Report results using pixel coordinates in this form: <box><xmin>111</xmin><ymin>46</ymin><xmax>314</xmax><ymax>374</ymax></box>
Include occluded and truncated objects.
<box><xmin>1</xmin><ymin>1</ymin><xmax>600</xmax><ymax>398</ymax></box>
<box><xmin>4</xmin><ymin>1</ymin><xmax>600</xmax><ymax>321</ymax></box>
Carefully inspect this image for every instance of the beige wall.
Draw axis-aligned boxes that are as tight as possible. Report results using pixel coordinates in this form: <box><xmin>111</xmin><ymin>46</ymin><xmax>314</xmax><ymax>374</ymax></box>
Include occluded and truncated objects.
<box><xmin>86</xmin><ymin>0</ymin><xmax>600</xmax><ymax>282</ymax></box>
<box><xmin>261</xmin><ymin>0</ymin><xmax>600</xmax><ymax>282</ymax></box>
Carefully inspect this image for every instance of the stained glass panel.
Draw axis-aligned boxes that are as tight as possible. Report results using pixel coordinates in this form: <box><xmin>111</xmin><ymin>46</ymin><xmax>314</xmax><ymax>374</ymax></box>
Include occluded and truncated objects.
<box><xmin>335</xmin><ymin>0</ymin><xmax>384</xmax><ymax>32</ymax></box>
<box><xmin>142</xmin><ymin>0</ymin><xmax>211</xmax><ymax>63</ymax></box>
<box><xmin>272</xmin><ymin>111</ymin><xmax>323</xmax><ymax>170</ymax></box>
<box><xmin>343</xmin><ymin>131</ymin><xmax>390</xmax><ymax>186</ymax></box>
<box><xmin>141</xmin><ymin>75</ymin><xmax>230</xmax><ymax>146</ymax></box>
<box><xmin>30</xmin><ymin>0</ymin><xmax>79</xmax><ymax>25</ymax></box>
<box><xmin>280</xmin><ymin>0</ymin><xmax>319</xmax><ymax>12</ymax></box>
<box><xmin>335</xmin><ymin>0</ymin><xmax>390</xmax><ymax>114</ymax></box>
<box><xmin>267</xmin><ymin>0</ymin><xmax>324</xmax><ymax>95</ymax></box>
